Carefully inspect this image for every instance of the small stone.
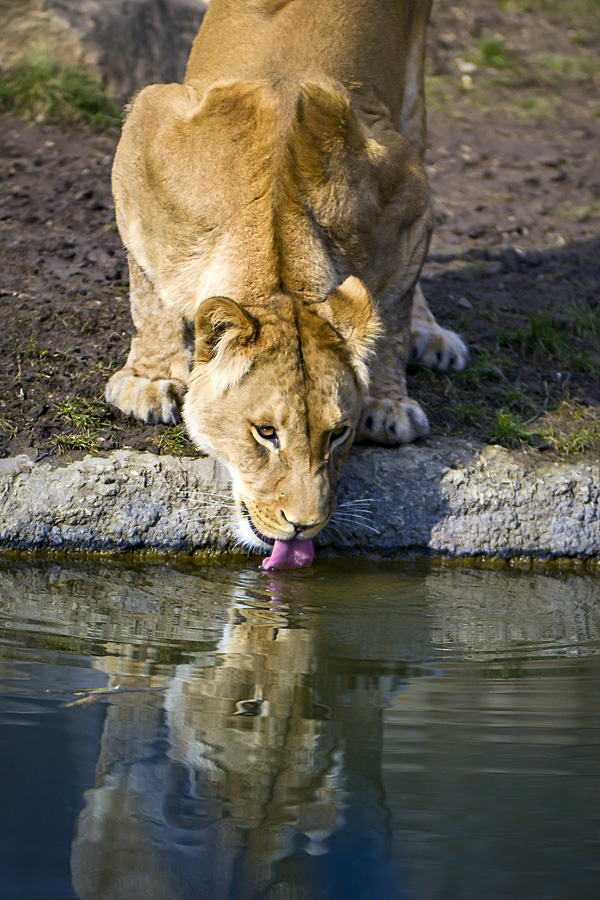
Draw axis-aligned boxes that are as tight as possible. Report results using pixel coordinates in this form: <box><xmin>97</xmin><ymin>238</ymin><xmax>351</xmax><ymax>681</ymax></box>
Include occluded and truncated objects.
<box><xmin>457</xmin><ymin>296</ymin><xmax>472</xmax><ymax>310</ymax></box>
<box><xmin>539</xmin><ymin>155</ymin><xmax>565</xmax><ymax>168</ymax></box>
<box><xmin>468</xmin><ymin>224</ymin><xmax>489</xmax><ymax>239</ymax></box>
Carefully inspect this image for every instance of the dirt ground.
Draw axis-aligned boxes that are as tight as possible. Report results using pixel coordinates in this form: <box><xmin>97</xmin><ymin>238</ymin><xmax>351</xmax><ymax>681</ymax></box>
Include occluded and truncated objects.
<box><xmin>0</xmin><ymin>0</ymin><xmax>599</xmax><ymax>462</ymax></box>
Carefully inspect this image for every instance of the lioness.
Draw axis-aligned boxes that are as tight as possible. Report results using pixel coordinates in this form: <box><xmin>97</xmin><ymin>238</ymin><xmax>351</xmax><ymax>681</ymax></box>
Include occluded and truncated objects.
<box><xmin>107</xmin><ymin>0</ymin><xmax>467</xmax><ymax>567</ymax></box>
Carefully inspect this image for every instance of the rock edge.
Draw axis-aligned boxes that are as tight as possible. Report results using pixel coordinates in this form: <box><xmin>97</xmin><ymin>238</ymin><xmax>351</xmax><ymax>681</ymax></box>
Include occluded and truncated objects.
<box><xmin>0</xmin><ymin>441</ymin><xmax>598</xmax><ymax>558</ymax></box>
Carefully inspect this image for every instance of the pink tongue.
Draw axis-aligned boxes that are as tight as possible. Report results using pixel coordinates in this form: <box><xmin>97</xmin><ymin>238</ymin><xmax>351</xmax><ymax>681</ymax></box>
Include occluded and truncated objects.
<box><xmin>261</xmin><ymin>537</ymin><xmax>315</xmax><ymax>570</ymax></box>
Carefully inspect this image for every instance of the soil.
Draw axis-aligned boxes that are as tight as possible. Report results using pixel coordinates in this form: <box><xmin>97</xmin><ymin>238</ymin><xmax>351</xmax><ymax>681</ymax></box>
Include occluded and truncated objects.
<box><xmin>0</xmin><ymin>0</ymin><xmax>599</xmax><ymax>462</ymax></box>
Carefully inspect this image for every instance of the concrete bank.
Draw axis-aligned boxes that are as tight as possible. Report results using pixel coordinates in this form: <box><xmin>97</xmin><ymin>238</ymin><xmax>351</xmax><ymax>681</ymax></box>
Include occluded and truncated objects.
<box><xmin>0</xmin><ymin>441</ymin><xmax>598</xmax><ymax>558</ymax></box>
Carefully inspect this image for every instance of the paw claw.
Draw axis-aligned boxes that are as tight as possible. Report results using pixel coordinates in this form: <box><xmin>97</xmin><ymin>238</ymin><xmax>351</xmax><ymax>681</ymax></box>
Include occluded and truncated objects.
<box><xmin>356</xmin><ymin>397</ymin><xmax>429</xmax><ymax>445</ymax></box>
<box><xmin>106</xmin><ymin>369</ymin><xmax>185</xmax><ymax>424</ymax></box>
<box><xmin>410</xmin><ymin>326</ymin><xmax>468</xmax><ymax>372</ymax></box>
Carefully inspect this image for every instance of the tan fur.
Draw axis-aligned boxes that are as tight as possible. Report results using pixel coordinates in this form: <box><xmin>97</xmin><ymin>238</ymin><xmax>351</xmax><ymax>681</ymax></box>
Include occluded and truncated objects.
<box><xmin>106</xmin><ymin>0</ymin><xmax>467</xmax><ymax>550</ymax></box>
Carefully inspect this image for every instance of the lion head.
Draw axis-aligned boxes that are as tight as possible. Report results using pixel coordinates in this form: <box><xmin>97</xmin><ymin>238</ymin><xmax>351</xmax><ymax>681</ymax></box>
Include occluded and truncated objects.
<box><xmin>183</xmin><ymin>276</ymin><xmax>380</xmax><ymax>555</ymax></box>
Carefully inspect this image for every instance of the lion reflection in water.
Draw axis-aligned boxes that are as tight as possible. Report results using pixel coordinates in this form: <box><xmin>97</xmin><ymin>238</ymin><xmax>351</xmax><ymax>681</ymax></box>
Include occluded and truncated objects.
<box><xmin>71</xmin><ymin>600</ymin><xmax>410</xmax><ymax>900</ymax></box>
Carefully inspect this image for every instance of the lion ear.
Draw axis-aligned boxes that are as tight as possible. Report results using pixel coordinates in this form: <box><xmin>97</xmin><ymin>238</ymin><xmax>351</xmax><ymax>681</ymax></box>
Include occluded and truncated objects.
<box><xmin>194</xmin><ymin>297</ymin><xmax>259</xmax><ymax>392</ymax></box>
<box><xmin>318</xmin><ymin>277</ymin><xmax>381</xmax><ymax>389</ymax></box>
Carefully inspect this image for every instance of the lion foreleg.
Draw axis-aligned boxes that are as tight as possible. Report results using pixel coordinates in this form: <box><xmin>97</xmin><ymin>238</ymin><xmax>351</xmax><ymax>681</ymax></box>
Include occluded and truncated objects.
<box><xmin>105</xmin><ymin>257</ymin><xmax>191</xmax><ymax>424</ymax></box>
<box><xmin>356</xmin><ymin>289</ymin><xmax>429</xmax><ymax>445</ymax></box>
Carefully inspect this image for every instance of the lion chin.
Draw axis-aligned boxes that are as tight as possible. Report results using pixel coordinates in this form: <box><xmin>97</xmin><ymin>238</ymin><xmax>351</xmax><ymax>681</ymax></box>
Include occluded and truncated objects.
<box><xmin>236</xmin><ymin>511</ymin><xmax>316</xmax><ymax>571</ymax></box>
<box><xmin>105</xmin><ymin>0</ymin><xmax>468</xmax><ymax>567</ymax></box>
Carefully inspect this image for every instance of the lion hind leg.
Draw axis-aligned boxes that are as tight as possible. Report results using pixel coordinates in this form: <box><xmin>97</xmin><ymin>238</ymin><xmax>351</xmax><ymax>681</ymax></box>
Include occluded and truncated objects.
<box><xmin>106</xmin><ymin>257</ymin><xmax>191</xmax><ymax>424</ymax></box>
<box><xmin>397</xmin><ymin>0</ymin><xmax>434</xmax><ymax>159</ymax></box>
<box><xmin>410</xmin><ymin>283</ymin><xmax>468</xmax><ymax>372</ymax></box>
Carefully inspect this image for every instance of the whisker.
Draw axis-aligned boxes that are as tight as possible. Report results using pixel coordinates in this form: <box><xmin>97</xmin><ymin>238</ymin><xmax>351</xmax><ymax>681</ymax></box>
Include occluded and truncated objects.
<box><xmin>188</xmin><ymin>517</ymin><xmax>235</xmax><ymax>529</ymax></box>
<box><xmin>176</xmin><ymin>504</ymin><xmax>236</xmax><ymax>518</ymax></box>
<box><xmin>331</xmin><ymin>513</ymin><xmax>376</xmax><ymax>526</ymax></box>
<box><xmin>332</xmin><ymin>511</ymin><xmax>375</xmax><ymax>521</ymax></box>
<box><xmin>327</xmin><ymin>518</ymin><xmax>354</xmax><ymax>534</ymax></box>
<box><xmin>336</xmin><ymin>524</ymin><xmax>381</xmax><ymax>535</ymax></box>
<box><xmin>180</xmin><ymin>488</ymin><xmax>233</xmax><ymax>496</ymax></box>
<box><xmin>174</xmin><ymin>492</ymin><xmax>237</xmax><ymax>502</ymax></box>
<box><xmin>181</xmin><ymin>501</ymin><xmax>239</xmax><ymax>510</ymax></box>
<box><xmin>175</xmin><ymin>492</ymin><xmax>235</xmax><ymax>503</ymax></box>
<box><xmin>326</xmin><ymin>524</ymin><xmax>357</xmax><ymax>541</ymax></box>
<box><xmin>329</xmin><ymin>514</ymin><xmax>381</xmax><ymax>535</ymax></box>
<box><xmin>355</xmin><ymin>523</ymin><xmax>380</xmax><ymax>534</ymax></box>
<box><xmin>174</xmin><ymin>486</ymin><xmax>233</xmax><ymax>493</ymax></box>
<box><xmin>232</xmin><ymin>536</ymin><xmax>262</xmax><ymax>555</ymax></box>
<box><xmin>231</xmin><ymin>537</ymin><xmax>250</xmax><ymax>553</ymax></box>
<box><xmin>327</xmin><ymin>522</ymin><xmax>349</xmax><ymax>538</ymax></box>
<box><xmin>235</xmin><ymin>491</ymin><xmax>260</xmax><ymax>510</ymax></box>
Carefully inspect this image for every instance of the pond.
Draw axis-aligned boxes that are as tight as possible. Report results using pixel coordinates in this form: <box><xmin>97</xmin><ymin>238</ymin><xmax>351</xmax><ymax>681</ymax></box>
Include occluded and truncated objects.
<box><xmin>1</xmin><ymin>556</ymin><xmax>599</xmax><ymax>900</ymax></box>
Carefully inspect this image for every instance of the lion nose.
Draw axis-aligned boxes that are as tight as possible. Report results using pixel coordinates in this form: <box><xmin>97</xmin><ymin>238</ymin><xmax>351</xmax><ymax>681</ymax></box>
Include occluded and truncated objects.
<box><xmin>282</xmin><ymin>513</ymin><xmax>322</xmax><ymax>534</ymax></box>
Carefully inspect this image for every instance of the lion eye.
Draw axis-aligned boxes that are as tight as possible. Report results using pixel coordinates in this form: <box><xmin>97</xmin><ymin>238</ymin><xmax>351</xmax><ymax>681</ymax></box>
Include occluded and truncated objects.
<box><xmin>255</xmin><ymin>424</ymin><xmax>279</xmax><ymax>447</ymax></box>
<box><xmin>330</xmin><ymin>425</ymin><xmax>350</xmax><ymax>445</ymax></box>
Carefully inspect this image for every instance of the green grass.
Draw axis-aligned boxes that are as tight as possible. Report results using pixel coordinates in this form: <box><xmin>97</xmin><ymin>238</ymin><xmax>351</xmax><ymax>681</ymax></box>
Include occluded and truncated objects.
<box><xmin>0</xmin><ymin>415</ymin><xmax>17</xmax><ymax>439</ymax></box>
<box><xmin>475</xmin><ymin>36</ymin><xmax>513</xmax><ymax>69</ymax></box>
<box><xmin>53</xmin><ymin>397</ymin><xmax>106</xmax><ymax>431</ymax></box>
<box><xmin>492</xmin><ymin>305</ymin><xmax>600</xmax><ymax>380</ymax></box>
<box><xmin>492</xmin><ymin>0</ymin><xmax>600</xmax><ymax>17</ymax></box>
<box><xmin>486</xmin><ymin>410</ymin><xmax>538</xmax><ymax>448</ymax></box>
<box><xmin>564</xmin><ymin>301</ymin><xmax>600</xmax><ymax>339</ymax></box>
<box><xmin>150</xmin><ymin>425</ymin><xmax>198</xmax><ymax>456</ymax></box>
<box><xmin>462</xmin><ymin>350</ymin><xmax>506</xmax><ymax>389</ymax></box>
<box><xmin>558</xmin><ymin>204</ymin><xmax>600</xmax><ymax>221</ymax></box>
<box><xmin>450</xmin><ymin>400</ymin><xmax>488</xmax><ymax>429</ymax></box>
<box><xmin>449</xmin><ymin>398</ymin><xmax>600</xmax><ymax>456</ymax></box>
<box><xmin>488</xmin><ymin>401</ymin><xmax>600</xmax><ymax>455</ymax></box>
<box><xmin>49</xmin><ymin>397</ymin><xmax>112</xmax><ymax>454</ymax></box>
<box><xmin>16</xmin><ymin>337</ymin><xmax>51</xmax><ymax>360</ymax></box>
<box><xmin>531</xmin><ymin>52</ymin><xmax>599</xmax><ymax>81</ymax></box>
<box><xmin>15</xmin><ymin>336</ymin><xmax>87</xmax><ymax>380</ymax></box>
<box><xmin>0</xmin><ymin>56</ymin><xmax>121</xmax><ymax>128</ymax></box>
<box><xmin>494</xmin><ymin>312</ymin><xmax>569</xmax><ymax>360</ymax></box>
<box><xmin>411</xmin><ymin>292</ymin><xmax>600</xmax><ymax>456</ymax></box>
<box><xmin>425</xmin><ymin>76</ymin><xmax>460</xmax><ymax>115</ymax></box>
<box><xmin>510</xmin><ymin>95</ymin><xmax>557</xmax><ymax>118</ymax></box>
<box><xmin>535</xmin><ymin>401</ymin><xmax>600</xmax><ymax>454</ymax></box>
<box><xmin>50</xmin><ymin>432</ymin><xmax>102</xmax><ymax>454</ymax></box>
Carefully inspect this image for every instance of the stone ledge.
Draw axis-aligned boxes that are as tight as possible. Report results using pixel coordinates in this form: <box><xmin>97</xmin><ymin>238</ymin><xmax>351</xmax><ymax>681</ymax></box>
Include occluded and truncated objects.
<box><xmin>1</xmin><ymin>441</ymin><xmax>598</xmax><ymax>557</ymax></box>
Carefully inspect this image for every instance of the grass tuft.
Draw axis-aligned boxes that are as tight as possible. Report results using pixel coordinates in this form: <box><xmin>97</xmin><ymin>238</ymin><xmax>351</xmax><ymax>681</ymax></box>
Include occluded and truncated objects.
<box><xmin>511</xmin><ymin>95</ymin><xmax>556</xmax><ymax>118</ymax></box>
<box><xmin>492</xmin><ymin>0</ymin><xmax>600</xmax><ymax>18</ymax></box>
<box><xmin>53</xmin><ymin>397</ymin><xmax>106</xmax><ymax>430</ymax></box>
<box><xmin>484</xmin><ymin>402</ymin><xmax>600</xmax><ymax>455</ymax></box>
<box><xmin>49</xmin><ymin>397</ymin><xmax>113</xmax><ymax>455</ymax></box>
<box><xmin>0</xmin><ymin>414</ymin><xmax>17</xmax><ymax>440</ymax></box>
<box><xmin>494</xmin><ymin>312</ymin><xmax>569</xmax><ymax>360</ymax></box>
<box><xmin>16</xmin><ymin>337</ymin><xmax>51</xmax><ymax>360</ymax></box>
<box><xmin>486</xmin><ymin>410</ymin><xmax>537</xmax><ymax>448</ymax></box>
<box><xmin>0</xmin><ymin>56</ymin><xmax>122</xmax><ymax>128</ymax></box>
<box><xmin>50</xmin><ymin>432</ymin><xmax>102</xmax><ymax>454</ymax></box>
<box><xmin>531</xmin><ymin>52</ymin><xmax>599</xmax><ymax>82</ymax></box>
<box><xmin>476</xmin><ymin>36</ymin><xmax>513</xmax><ymax>69</ymax></box>
<box><xmin>535</xmin><ymin>401</ymin><xmax>600</xmax><ymax>455</ymax></box>
<box><xmin>150</xmin><ymin>425</ymin><xmax>198</xmax><ymax>456</ymax></box>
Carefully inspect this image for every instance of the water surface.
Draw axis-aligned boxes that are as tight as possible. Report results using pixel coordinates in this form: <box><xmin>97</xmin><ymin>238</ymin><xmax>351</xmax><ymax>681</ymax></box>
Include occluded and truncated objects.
<box><xmin>1</xmin><ymin>557</ymin><xmax>599</xmax><ymax>900</ymax></box>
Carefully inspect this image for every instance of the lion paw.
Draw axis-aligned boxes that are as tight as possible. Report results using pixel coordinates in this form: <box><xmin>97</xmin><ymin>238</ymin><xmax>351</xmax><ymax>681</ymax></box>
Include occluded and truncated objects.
<box><xmin>410</xmin><ymin>325</ymin><xmax>468</xmax><ymax>371</ymax></box>
<box><xmin>106</xmin><ymin>369</ymin><xmax>185</xmax><ymax>424</ymax></box>
<box><xmin>356</xmin><ymin>397</ymin><xmax>429</xmax><ymax>445</ymax></box>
